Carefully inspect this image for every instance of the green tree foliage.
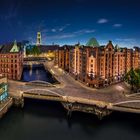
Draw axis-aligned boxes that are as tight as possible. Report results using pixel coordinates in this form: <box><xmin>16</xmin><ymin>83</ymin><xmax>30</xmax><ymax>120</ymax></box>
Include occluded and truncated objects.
<box><xmin>26</xmin><ymin>45</ymin><xmax>41</xmax><ymax>56</ymax></box>
<box><xmin>125</xmin><ymin>68</ymin><xmax>140</xmax><ymax>91</ymax></box>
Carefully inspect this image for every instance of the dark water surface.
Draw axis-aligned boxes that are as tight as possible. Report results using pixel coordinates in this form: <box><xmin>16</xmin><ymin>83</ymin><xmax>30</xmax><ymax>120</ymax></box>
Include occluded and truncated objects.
<box><xmin>0</xmin><ymin>99</ymin><xmax>140</xmax><ymax>140</ymax></box>
<box><xmin>1</xmin><ymin>64</ymin><xmax>140</xmax><ymax>140</ymax></box>
<box><xmin>21</xmin><ymin>64</ymin><xmax>57</xmax><ymax>83</ymax></box>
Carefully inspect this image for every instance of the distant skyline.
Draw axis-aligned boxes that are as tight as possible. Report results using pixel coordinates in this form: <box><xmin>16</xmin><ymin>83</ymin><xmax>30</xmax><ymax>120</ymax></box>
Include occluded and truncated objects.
<box><xmin>0</xmin><ymin>0</ymin><xmax>140</xmax><ymax>47</ymax></box>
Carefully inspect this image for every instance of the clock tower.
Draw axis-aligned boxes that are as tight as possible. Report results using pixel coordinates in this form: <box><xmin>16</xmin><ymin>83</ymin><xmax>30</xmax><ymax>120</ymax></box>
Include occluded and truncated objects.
<box><xmin>36</xmin><ymin>32</ymin><xmax>42</xmax><ymax>46</ymax></box>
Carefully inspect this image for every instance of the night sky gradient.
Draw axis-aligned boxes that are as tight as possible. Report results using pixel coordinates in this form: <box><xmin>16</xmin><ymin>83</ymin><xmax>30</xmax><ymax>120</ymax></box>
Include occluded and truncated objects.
<box><xmin>0</xmin><ymin>0</ymin><xmax>140</xmax><ymax>47</ymax></box>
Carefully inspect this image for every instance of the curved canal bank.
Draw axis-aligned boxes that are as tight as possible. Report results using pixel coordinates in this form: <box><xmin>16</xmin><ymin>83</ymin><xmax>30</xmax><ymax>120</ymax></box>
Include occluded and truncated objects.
<box><xmin>21</xmin><ymin>64</ymin><xmax>58</xmax><ymax>84</ymax></box>
<box><xmin>0</xmin><ymin>98</ymin><xmax>13</xmax><ymax>118</ymax></box>
<box><xmin>1</xmin><ymin>62</ymin><xmax>140</xmax><ymax>122</ymax></box>
<box><xmin>0</xmin><ymin>63</ymin><xmax>59</xmax><ymax>119</ymax></box>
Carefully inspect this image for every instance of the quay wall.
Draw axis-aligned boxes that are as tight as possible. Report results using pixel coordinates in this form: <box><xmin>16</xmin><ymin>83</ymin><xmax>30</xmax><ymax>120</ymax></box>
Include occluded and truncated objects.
<box><xmin>0</xmin><ymin>98</ymin><xmax>13</xmax><ymax>118</ymax></box>
<box><xmin>12</xmin><ymin>96</ymin><xmax>24</xmax><ymax>108</ymax></box>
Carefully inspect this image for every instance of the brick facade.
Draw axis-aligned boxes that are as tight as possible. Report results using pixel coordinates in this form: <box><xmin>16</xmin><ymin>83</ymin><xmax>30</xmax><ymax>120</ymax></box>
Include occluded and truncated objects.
<box><xmin>56</xmin><ymin>41</ymin><xmax>140</xmax><ymax>87</ymax></box>
<box><xmin>0</xmin><ymin>42</ymin><xmax>23</xmax><ymax>80</ymax></box>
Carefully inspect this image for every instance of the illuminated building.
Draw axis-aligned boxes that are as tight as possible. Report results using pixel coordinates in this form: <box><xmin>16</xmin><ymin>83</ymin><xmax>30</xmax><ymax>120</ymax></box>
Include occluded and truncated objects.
<box><xmin>26</xmin><ymin>32</ymin><xmax>59</xmax><ymax>59</ymax></box>
<box><xmin>38</xmin><ymin>45</ymin><xmax>59</xmax><ymax>58</ymax></box>
<box><xmin>56</xmin><ymin>39</ymin><xmax>140</xmax><ymax>88</ymax></box>
<box><xmin>0</xmin><ymin>78</ymin><xmax>8</xmax><ymax>103</ymax></box>
<box><xmin>132</xmin><ymin>47</ymin><xmax>140</xmax><ymax>70</ymax></box>
<box><xmin>57</xmin><ymin>45</ymin><xmax>73</xmax><ymax>72</ymax></box>
<box><xmin>0</xmin><ymin>41</ymin><xmax>23</xmax><ymax>80</ymax></box>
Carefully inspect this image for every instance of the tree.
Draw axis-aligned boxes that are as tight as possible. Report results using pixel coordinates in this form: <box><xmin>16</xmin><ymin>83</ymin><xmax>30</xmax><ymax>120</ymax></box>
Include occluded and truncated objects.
<box><xmin>125</xmin><ymin>68</ymin><xmax>140</xmax><ymax>92</ymax></box>
<box><xmin>26</xmin><ymin>45</ymin><xmax>41</xmax><ymax>56</ymax></box>
<box><xmin>135</xmin><ymin>69</ymin><xmax>140</xmax><ymax>90</ymax></box>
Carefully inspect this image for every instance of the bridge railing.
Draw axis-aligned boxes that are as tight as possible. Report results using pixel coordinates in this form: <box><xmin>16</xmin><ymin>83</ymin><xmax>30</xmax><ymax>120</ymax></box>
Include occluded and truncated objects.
<box><xmin>24</xmin><ymin>57</ymin><xmax>47</xmax><ymax>61</ymax></box>
<box><xmin>112</xmin><ymin>100</ymin><xmax>140</xmax><ymax>106</ymax></box>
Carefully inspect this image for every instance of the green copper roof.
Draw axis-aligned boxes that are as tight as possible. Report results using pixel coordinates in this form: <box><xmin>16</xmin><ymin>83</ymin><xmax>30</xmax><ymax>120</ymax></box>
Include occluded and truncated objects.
<box><xmin>10</xmin><ymin>40</ymin><xmax>19</xmax><ymax>53</ymax></box>
<box><xmin>86</xmin><ymin>38</ymin><xmax>100</xmax><ymax>47</ymax></box>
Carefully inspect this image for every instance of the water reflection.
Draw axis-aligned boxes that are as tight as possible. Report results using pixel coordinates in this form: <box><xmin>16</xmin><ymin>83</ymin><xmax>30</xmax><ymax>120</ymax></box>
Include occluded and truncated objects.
<box><xmin>22</xmin><ymin>64</ymin><xmax>57</xmax><ymax>83</ymax></box>
<box><xmin>29</xmin><ymin>67</ymin><xmax>32</xmax><ymax>76</ymax></box>
<box><xmin>0</xmin><ymin>99</ymin><xmax>140</xmax><ymax>140</ymax></box>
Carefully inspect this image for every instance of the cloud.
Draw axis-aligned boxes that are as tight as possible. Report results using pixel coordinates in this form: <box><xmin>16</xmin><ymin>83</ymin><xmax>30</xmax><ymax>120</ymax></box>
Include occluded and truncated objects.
<box><xmin>59</xmin><ymin>28</ymin><xmax>64</xmax><ymax>32</ymax></box>
<box><xmin>24</xmin><ymin>21</ymin><xmax>95</xmax><ymax>44</ymax></box>
<box><xmin>113</xmin><ymin>24</ymin><xmax>122</xmax><ymax>27</ymax></box>
<box><xmin>115</xmin><ymin>38</ymin><xmax>136</xmax><ymax>42</ymax></box>
<box><xmin>51</xmin><ymin>29</ymin><xmax>57</xmax><ymax>32</ymax></box>
<box><xmin>115</xmin><ymin>38</ymin><xmax>138</xmax><ymax>47</ymax></box>
<box><xmin>59</xmin><ymin>24</ymin><xmax>70</xmax><ymax>31</ymax></box>
<box><xmin>46</xmin><ymin>28</ymin><xmax>95</xmax><ymax>41</ymax></box>
<box><xmin>24</xmin><ymin>23</ymin><xmax>71</xmax><ymax>44</ymax></box>
<box><xmin>26</xmin><ymin>23</ymin><xmax>95</xmax><ymax>42</ymax></box>
<box><xmin>74</xmin><ymin>29</ymin><xmax>95</xmax><ymax>34</ymax></box>
<box><xmin>97</xmin><ymin>18</ymin><xmax>108</xmax><ymax>24</ymax></box>
<box><xmin>47</xmin><ymin>34</ymin><xmax>76</xmax><ymax>40</ymax></box>
<box><xmin>50</xmin><ymin>24</ymin><xmax>71</xmax><ymax>33</ymax></box>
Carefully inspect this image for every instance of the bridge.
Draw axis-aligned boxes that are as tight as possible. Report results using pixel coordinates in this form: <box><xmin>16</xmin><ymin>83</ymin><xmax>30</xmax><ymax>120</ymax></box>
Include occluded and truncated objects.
<box><xmin>21</xmin><ymin>88</ymin><xmax>112</xmax><ymax>119</ymax></box>
<box><xmin>8</xmin><ymin>60</ymin><xmax>140</xmax><ymax>119</ymax></box>
<box><xmin>23</xmin><ymin>57</ymin><xmax>48</xmax><ymax>66</ymax></box>
<box><xmin>23</xmin><ymin>88</ymin><xmax>63</xmax><ymax>101</ymax></box>
<box><xmin>24</xmin><ymin>57</ymin><xmax>47</xmax><ymax>61</ymax></box>
<box><xmin>26</xmin><ymin>80</ymin><xmax>56</xmax><ymax>87</ymax></box>
<box><xmin>15</xmin><ymin>84</ymin><xmax>140</xmax><ymax>119</ymax></box>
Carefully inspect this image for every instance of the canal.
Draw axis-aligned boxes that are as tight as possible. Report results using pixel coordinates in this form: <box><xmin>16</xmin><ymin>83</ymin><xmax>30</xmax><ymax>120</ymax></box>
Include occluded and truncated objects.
<box><xmin>21</xmin><ymin>64</ymin><xmax>57</xmax><ymax>83</ymax></box>
<box><xmin>0</xmin><ymin>99</ymin><xmax>140</xmax><ymax>140</ymax></box>
<box><xmin>1</xmin><ymin>64</ymin><xmax>140</xmax><ymax>140</ymax></box>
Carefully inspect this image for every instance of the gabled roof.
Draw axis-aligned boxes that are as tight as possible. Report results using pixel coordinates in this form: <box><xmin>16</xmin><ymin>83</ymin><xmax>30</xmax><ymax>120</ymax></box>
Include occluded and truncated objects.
<box><xmin>0</xmin><ymin>42</ymin><xmax>23</xmax><ymax>54</ymax></box>
<box><xmin>10</xmin><ymin>40</ymin><xmax>19</xmax><ymax>53</ymax></box>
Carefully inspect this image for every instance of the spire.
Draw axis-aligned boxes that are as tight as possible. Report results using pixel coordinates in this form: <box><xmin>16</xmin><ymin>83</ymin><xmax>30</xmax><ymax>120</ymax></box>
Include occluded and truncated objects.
<box><xmin>10</xmin><ymin>40</ymin><xmax>19</xmax><ymax>53</ymax></box>
<box><xmin>14</xmin><ymin>40</ymin><xmax>17</xmax><ymax>45</ymax></box>
<box><xmin>36</xmin><ymin>32</ymin><xmax>42</xmax><ymax>46</ymax></box>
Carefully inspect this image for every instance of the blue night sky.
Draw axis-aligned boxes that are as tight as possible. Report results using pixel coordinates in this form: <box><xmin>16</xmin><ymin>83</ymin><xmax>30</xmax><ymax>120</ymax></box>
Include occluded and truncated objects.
<box><xmin>0</xmin><ymin>0</ymin><xmax>140</xmax><ymax>47</ymax></box>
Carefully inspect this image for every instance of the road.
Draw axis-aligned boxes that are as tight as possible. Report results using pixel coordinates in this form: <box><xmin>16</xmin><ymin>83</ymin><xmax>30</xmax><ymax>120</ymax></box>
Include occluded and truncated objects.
<box><xmin>8</xmin><ymin>60</ymin><xmax>140</xmax><ymax>113</ymax></box>
<box><xmin>44</xmin><ymin>61</ymin><xmax>131</xmax><ymax>103</ymax></box>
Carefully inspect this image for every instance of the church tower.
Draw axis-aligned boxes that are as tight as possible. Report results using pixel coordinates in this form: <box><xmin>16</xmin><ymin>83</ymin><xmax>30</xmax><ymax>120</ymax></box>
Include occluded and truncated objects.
<box><xmin>36</xmin><ymin>32</ymin><xmax>42</xmax><ymax>46</ymax></box>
